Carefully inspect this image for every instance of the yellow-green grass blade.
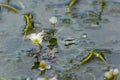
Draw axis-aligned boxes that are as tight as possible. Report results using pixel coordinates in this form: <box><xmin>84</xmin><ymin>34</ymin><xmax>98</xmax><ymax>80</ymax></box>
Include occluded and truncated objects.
<box><xmin>96</xmin><ymin>53</ymin><xmax>108</xmax><ymax>66</ymax></box>
<box><xmin>0</xmin><ymin>2</ymin><xmax>20</xmax><ymax>13</ymax></box>
<box><xmin>80</xmin><ymin>52</ymin><xmax>94</xmax><ymax>65</ymax></box>
<box><xmin>67</xmin><ymin>0</ymin><xmax>78</xmax><ymax>8</ymax></box>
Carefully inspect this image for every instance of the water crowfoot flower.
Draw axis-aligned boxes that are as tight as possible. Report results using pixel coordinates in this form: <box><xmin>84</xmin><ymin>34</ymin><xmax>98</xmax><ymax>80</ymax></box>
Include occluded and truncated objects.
<box><xmin>37</xmin><ymin>75</ymin><xmax>58</xmax><ymax>80</ymax></box>
<box><xmin>49</xmin><ymin>17</ymin><xmax>57</xmax><ymax>30</ymax></box>
<box><xmin>28</xmin><ymin>31</ymin><xmax>45</xmax><ymax>50</ymax></box>
<box><xmin>39</xmin><ymin>60</ymin><xmax>51</xmax><ymax>71</ymax></box>
<box><xmin>104</xmin><ymin>69</ymin><xmax>113</xmax><ymax>80</ymax></box>
<box><xmin>104</xmin><ymin>68</ymin><xmax>119</xmax><ymax>80</ymax></box>
<box><xmin>113</xmin><ymin>68</ymin><xmax>119</xmax><ymax>76</ymax></box>
<box><xmin>49</xmin><ymin>17</ymin><xmax>57</xmax><ymax>24</ymax></box>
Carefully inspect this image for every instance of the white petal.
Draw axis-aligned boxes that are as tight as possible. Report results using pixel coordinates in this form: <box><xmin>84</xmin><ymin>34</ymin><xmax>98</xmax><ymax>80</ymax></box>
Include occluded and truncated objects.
<box><xmin>49</xmin><ymin>17</ymin><xmax>57</xmax><ymax>24</ymax></box>
<box><xmin>37</xmin><ymin>77</ymin><xmax>43</xmax><ymax>80</ymax></box>
<box><xmin>104</xmin><ymin>71</ymin><xmax>113</xmax><ymax>79</ymax></box>
<box><xmin>31</xmin><ymin>33</ymin><xmax>37</xmax><ymax>37</ymax></box>
<box><xmin>46</xmin><ymin>65</ymin><xmax>51</xmax><ymax>69</ymax></box>
<box><xmin>113</xmin><ymin>68</ymin><xmax>119</xmax><ymax>76</ymax></box>
<box><xmin>50</xmin><ymin>77</ymin><xmax>58</xmax><ymax>80</ymax></box>
<box><xmin>37</xmin><ymin>36</ymin><xmax>43</xmax><ymax>44</ymax></box>
<box><xmin>37</xmin><ymin>32</ymin><xmax>45</xmax><ymax>37</ymax></box>
<box><xmin>37</xmin><ymin>33</ymin><xmax>44</xmax><ymax>44</ymax></box>
<box><xmin>29</xmin><ymin>33</ymin><xmax>37</xmax><ymax>40</ymax></box>
<box><xmin>39</xmin><ymin>67</ymin><xmax>45</xmax><ymax>71</ymax></box>
<box><xmin>39</xmin><ymin>39</ymin><xmax>43</xmax><ymax>44</ymax></box>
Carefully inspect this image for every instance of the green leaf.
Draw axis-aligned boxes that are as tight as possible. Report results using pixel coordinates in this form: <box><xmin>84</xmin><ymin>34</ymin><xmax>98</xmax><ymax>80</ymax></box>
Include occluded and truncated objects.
<box><xmin>48</xmin><ymin>37</ymin><xmax>57</xmax><ymax>49</ymax></box>
<box><xmin>32</xmin><ymin>61</ymin><xmax>40</xmax><ymax>69</ymax></box>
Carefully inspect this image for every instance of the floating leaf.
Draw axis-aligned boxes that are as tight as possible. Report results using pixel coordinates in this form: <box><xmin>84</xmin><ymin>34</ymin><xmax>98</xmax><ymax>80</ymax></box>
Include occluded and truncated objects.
<box><xmin>48</xmin><ymin>37</ymin><xmax>57</xmax><ymax>49</ymax></box>
<box><xmin>32</xmin><ymin>61</ymin><xmax>40</xmax><ymax>69</ymax></box>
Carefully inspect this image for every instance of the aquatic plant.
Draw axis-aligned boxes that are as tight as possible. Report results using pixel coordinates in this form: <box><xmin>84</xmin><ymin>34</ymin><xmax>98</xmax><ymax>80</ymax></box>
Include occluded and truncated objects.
<box><xmin>32</xmin><ymin>61</ymin><xmax>40</xmax><ymax>69</ymax></box>
<box><xmin>37</xmin><ymin>75</ymin><xmax>58</xmax><ymax>80</ymax></box>
<box><xmin>49</xmin><ymin>16</ymin><xmax>57</xmax><ymax>30</ymax></box>
<box><xmin>104</xmin><ymin>68</ymin><xmax>119</xmax><ymax>80</ymax></box>
<box><xmin>17</xmin><ymin>0</ymin><xmax>25</xmax><ymax>9</ymax></box>
<box><xmin>99</xmin><ymin>0</ymin><xmax>106</xmax><ymax>20</ymax></box>
<box><xmin>39</xmin><ymin>60</ymin><xmax>51</xmax><ymax>71</ymax></box>
<box><xmin>28</xmin><ymin>32</ymin><xmax>45</xmax><ymax>50</ymax></box>
<box><xmin>5</xmin><ymin>0</ymin><xmax>11</xmax><ymax>4</ymax></box>
<box><xmin>48</xmin><ymin>17</ymin><xmax>58</xmax><ymax>49</ymax></box>
<box><xmin>48</xmin><ymin>37</ymin><xmax>57</xmax><ymax>49</ymax></box>
<box><xmin>66</xmin><ymin>0</ymin><xmax>78</xmax><ymax>13</ymax></box>
<box><xmin>23</xmin><ymin>13</ymin><xmax>35</xmax><ymax>35</ymax></box>
<box><xmin>80</xmin><ymin>50</ymin><xmax>94</xmax><ymax>65</ymax></box>
<box><xmin>80</xmin><ymin>49</ymin><xmax>110</xmax><ymax>65</ymax></box>
<box><xmin>0</xmin><ymin>2</ymin><xmax>20</xmax><ymax>13</ymax></box>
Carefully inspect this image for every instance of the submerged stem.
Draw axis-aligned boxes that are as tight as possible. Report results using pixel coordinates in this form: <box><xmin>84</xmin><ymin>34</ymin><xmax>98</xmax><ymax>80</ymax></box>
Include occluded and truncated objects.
<box><xmin>38</xmin><ymin>43</ymin><xmax>42</xmax><ymax>51</ymax></box>
<box><xmin>51</xmin><ymin>24</ymin><xmax>56</xmax><ymax>36</ymax></box>
<box><xmin>98</xmin><ymin>0</ymin><xmax>106</xmax><ymax>20</ymax></box>
<box><xmin>52</xmin><ymin>24</ymin><xmax>56</xmax><ymax>30</ymax></box>
<box><xmin>0</xmin><ymin>2</ymin><xmax>20</xmax><ymax>13</ymax></box>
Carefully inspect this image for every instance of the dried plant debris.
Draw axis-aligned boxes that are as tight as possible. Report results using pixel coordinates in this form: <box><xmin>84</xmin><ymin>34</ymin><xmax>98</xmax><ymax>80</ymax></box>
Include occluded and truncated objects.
<box><xmin>25</xmin><ymin>49</ymin><xmax>40</xmax><ymax>56</ymax></box>
<box><xmin>61</xmin><ymin>72</ymin><xmax>78</xmax><ymax>80</ymax></box>
<box><xmin>64</xmin><ymin>38</ymin><xmax>77</xmax><ymax>46</ymax></box>
<box><xmin>60</xmin><ymin>18</ymin><xmax>72</xmax><ymax>24</ymax></box>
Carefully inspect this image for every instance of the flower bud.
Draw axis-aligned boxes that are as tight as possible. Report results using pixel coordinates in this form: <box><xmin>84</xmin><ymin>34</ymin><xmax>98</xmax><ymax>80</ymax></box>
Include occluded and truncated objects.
<box><xmin>113</xmin><ymin>68</ymin><xmax>119</xmax><ymax>76</ymax></box>
<box><xmin>49</xmin><ymin>17</ymin><xmax>57</xmax><ymax>24</ymax></box>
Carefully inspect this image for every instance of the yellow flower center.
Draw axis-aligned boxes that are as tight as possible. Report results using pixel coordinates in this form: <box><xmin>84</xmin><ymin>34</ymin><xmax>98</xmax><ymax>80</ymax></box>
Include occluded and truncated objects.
<box><xmin>40</xmin><ymin>60</ymin><xmax>47</xmax><ymax>69</ymax></box>
<box><xmin>42</xmin><ymin>78</ymin><xmax>48</xmax><ymax>80</ymax></box>
<box><xmin>33</xmin><ymin>37</ymin><xmax>39</xmax><ymax>44</ymax></box>
<box><xmin>105</xmin><ymin>71</ymin><xmax>113</xmax><ymax>79</ymax></box>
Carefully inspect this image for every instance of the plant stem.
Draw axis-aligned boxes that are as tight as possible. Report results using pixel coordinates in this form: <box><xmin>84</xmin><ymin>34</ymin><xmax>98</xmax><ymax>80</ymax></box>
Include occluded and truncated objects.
<box><xmin>98</xmin><ymin>0</ymin><xmax>106</xmax><ymax>20</ymax></box>
<box><xmin>0</xmin><ymin>2</ymin><xmax>20</xmax><ymax>13</ymax></box>
<box><xmin>38</xmin><ymin>43</ymin><xmax>42</xmax><ymax>51</ymax></box>
<box><xmin>51</xmin><ymin>24</ymin><xmax>56</xmax><ymax>36</ymax></box>
<box><xmin>52</xmin><ymin>24</ymin><xmax>56</xmax><ymax>30</ymax></box>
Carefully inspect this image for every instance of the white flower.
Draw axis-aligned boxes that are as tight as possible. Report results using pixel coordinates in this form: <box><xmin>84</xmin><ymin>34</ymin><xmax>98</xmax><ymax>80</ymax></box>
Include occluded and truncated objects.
<box><xmin>104</xmin><ymin>68</ymin><xmax>119</xmax><ymax>80</ymax></box>
<box><xmin>37</xmin><ymin>75</ymin><xmax>58</xmax><ymax>80</ymax></box>
<box><xmin>104</xmin><ymin>70</ymin><xmax>113</xmax><ymax>80</ymax></box>
<box><xmin>37</xmin><ymin>77</ymin><xmax>48</xmax><ymax>80</ymax></box>
<box><xmin>39</xmin><ymin>60</ymin><xmax>51</xmax><ymax>71</ymax></box>
<box><xmin>113</xmin><ymin>68</ymin><xmax>119</xmax><ymax>76</ymax></box>
<box><xmin>28</xmin><ymin>32</ymin><xmax>44</xmax><ymax>45</ymax></box>
<box><xmin>50</xmin><ymin>75</ymin><xmax>58</xmax><ymax>80</ymax></box>
<box><xmin>49</xmin><ymin>16</ymin><xmax>57</xmax><ymax>24</ymax></box>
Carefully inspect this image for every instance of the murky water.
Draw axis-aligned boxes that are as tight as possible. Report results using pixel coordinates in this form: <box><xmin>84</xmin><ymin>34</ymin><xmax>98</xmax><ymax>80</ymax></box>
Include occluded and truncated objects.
<box><xmin>0</xmin><ymin>0</ymin><xmax>120</xmax><ymax>80</ymax></box>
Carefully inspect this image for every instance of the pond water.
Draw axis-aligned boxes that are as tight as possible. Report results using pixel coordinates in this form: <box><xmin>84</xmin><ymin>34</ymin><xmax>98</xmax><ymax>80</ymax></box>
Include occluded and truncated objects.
<box><xmin>0</xmin><ymin>0</ymin><xmax>120</xmax><ymax>80</ymax></box>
